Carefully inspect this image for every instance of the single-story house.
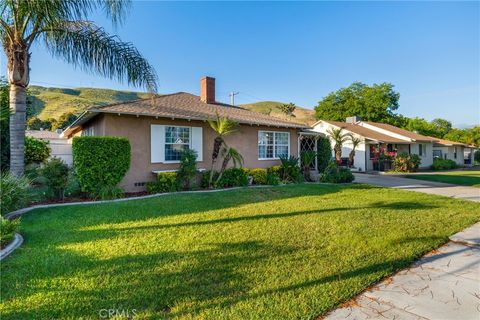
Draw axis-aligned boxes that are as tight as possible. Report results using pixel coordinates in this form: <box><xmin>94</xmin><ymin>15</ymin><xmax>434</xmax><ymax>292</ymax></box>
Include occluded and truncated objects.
<box><xmin>63</xmin><ymin>77</ymin><xmax>321</xmax><ymax>192</ymax></box>
<box><xmin>312</xmin><ymin>116</ymin><xmax>437</xmax><ymax>171</ymax></box>
<box><xmin>26</xmin><ymin>129</ymin><xmax>73</xmax><ymax>166</ymax></box>
<box><xmin>429</xmin><ymin>137</ymin><xmax>474</xmax><ymax>166</ymax></box>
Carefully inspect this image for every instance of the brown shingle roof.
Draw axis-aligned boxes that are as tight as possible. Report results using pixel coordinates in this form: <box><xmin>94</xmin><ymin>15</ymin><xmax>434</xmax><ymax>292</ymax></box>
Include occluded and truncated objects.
<box><xmin>322</xmin><ymin>120</ymin><xmax>409</xmax><ymax>143</ymax></box>
<box><xmin>363</xmin><ymin>121</ymin><xmax>436</xmax><ymax>142</ymax></box>
<box><xmin>428</xmin><ymin>136</ymin><xmax>468</xmax><ymax>147</ymax></box>
<box><xmin>88</xmin><ymin>92</ymin><xmax>307</xmax><ymax>129</ymax></box>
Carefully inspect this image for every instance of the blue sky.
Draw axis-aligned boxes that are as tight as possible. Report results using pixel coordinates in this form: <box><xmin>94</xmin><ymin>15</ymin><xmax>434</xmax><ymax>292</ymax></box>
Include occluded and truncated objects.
<box><xmin>2</xmin><ymin>1</ymin><xmax>479</xmax><ymax>127</ymax></box>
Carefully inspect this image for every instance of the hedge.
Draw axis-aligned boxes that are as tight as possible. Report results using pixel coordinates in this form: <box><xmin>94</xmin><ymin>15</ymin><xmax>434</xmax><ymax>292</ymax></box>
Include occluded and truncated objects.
<box><xmin>25</xmin><ymin>136</ymin><xmax>50</xmax><ymax>164</ymax></box>
<box><xmin>72</xmin><ymin>136</ymin><xmax>131</xmax><ymax>193</ymax></box>
<box><xmin>431</xmin><ymin>158</ymin><xmax>457</xmax><ymax>170</ymax></box>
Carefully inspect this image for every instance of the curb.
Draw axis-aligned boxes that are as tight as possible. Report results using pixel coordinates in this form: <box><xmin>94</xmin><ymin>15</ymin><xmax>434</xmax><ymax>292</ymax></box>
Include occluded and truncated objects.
<box><xmin>0</xmin><ymin>233</ymin><xmax>23</xmax><ymax>261</ymax></box>
<box><xmin>5</xmin><ymin>184</ymin><xmax>292</xmax><ymax>220</ymax></box>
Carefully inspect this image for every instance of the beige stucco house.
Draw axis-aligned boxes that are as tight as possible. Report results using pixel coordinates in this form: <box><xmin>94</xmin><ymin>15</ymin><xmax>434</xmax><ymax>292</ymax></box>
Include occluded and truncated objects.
<box><xmin>63</xmin><ymin>77</ymin><xmax>318</xmax><ymax>191</ymax></box>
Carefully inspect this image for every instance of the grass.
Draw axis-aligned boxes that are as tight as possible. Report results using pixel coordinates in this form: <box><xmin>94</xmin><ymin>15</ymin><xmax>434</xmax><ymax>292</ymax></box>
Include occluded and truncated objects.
<box><xmin>405</xmin><ymin>170</ymin><xmax>480</xmax><ymax>188</ymax></box>
<box><xmin>240</xmin><ymin>101</ymin><xmax>316</xmax><ymax>125</ymax></box>
<box><xmin>1</xmin><ymin>184</ymin><xmax>479</xmax><ymax>319</ymax></box>
<box><xmin>28</xmin><ymin>85</ymin><xmax>150</xmax><ymax>120</ymax></box>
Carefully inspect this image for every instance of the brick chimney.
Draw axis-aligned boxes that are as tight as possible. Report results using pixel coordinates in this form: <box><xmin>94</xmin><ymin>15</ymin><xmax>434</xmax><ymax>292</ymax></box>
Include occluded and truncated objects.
<box><xmin>200</xmin><ymin>76</ymin><xmax>215</xmax><ymax>103</ymax></box>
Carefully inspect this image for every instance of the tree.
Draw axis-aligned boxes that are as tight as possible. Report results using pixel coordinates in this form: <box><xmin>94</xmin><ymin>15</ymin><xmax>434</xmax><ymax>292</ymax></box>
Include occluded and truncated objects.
<box><xmin>215</xmin><ymin>147</ymin><xmax>244</xmax><ymax>185</ymax></box>
<box><xmin>300</xmin><ymin>150</ymin><xmax>317</xmax><ymax>181</ymax></box>
<box><xmin>444</xmin><ymin>127</ymin><xmax>480</xmax><ymax>147</ymax></box>
<box><xmin>26</xmin><ymin>117</ymin><xmax>53</xmax><ymax>130</ymax></box>
<box><xmin>278</xmin><ymin>103</ymin><xmax>296</xmax><ymax>118</ymax></box>
<box><xmin>431</xmin><ymin>118</ymin><xmax>452</xmax><ymax>138</ymax></box>
<box><xmin>52</xmin><ymin>112</ymin><xmax>78</xmax><ymax>130</ymax></box>
<box><xmin>326</xmin><ymin>128</ymin><xmax>348</xmax><ymax>162</ymax></box>
<box><xmin>0</xmin><ymin>79</ymin><xmax>9</xmax><ymax>171</ymax></box>
<box><xmin>207</xmin><ymin>113</ymin><xmax>239</xmax><ymax>188</ymax></box>
<box><xmin>1</xmin><ymin>0</ymin><xmax>158</xmax><ymax>176</ymax></box>
<box><xmin>315</xmin><ymin>82</ymin><xmax>401</xmax><ymax>124</ymax></box>
<box><xmin>347</xmin><ymin>134</ymin><xmax>362</xmax><ymax>167</ymax></box>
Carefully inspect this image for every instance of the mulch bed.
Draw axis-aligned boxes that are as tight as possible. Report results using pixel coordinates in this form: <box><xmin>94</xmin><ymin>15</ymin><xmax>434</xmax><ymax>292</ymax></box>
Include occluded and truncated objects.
<box><xmin>29</xmin><ymin>192</ymin><xmax>149</xmax><ymax>206</ymax></box>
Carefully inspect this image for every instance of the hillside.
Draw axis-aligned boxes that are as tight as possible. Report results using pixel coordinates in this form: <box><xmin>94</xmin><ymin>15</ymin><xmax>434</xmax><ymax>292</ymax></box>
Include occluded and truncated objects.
<box><xmin>28</xmin><ymin>86</ymin><xmax>150</xmax><ymax>120</ymax></box>
<box><xmin>240</xmin><ymin>101</ymin><xmax>316</xmax><ymax>125</ymax></box>
<box><xmin>27</xmin><ymin>86</ymin><xmax>317</xmax><ymax>125</ymax></box>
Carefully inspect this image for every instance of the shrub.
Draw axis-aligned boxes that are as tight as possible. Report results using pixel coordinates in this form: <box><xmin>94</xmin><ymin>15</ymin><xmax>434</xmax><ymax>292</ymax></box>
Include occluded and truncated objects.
<box><xmin>25</xmin><ymin>136</ymin><xmax>50</xmax><ymax>165</ymax></box>
<box><xmin>202</xmin><ymin>168</ymin><xmax>248</xmax><ymax>188</ymax></box>
<box><xmin>320</xmin><ymin>160</ymin><xmax>354</xmax><ymax>183</ymax></box>
<box><xmin>392</xmin><ymin>152</ymin><xmax>421</xmax><ymax>172</ymax></box>
<box><xmin>317</xmin><ymin>137</ymin><xmax>332</xmax><ymax>172</ymax></box>
<box><xmin>91</xmin><ymin>185</ymin><xmax>125</xmax><ymax>200</ymax></box>
<box><xmin>0</xmin><ymin>172</ymin><xmax>30</xmax><ymax>216</ymax></box>
<box><xmin>146</xmin><ymin>172</ymin><xmax>179</xmax><ymax>194</ymax></box>
<box><xmin>72</xmin><ymin>137</ymin><xmax>131</xmax><ymax>194</ymax></box>
<box><xmin>248</xmin><ymin>168</ymin><xmax>268</xmax><ymax>185</ymax></box>
<box><xmin>474</xmin><ymin>150</ymin><xmax>480</xmax><ymax>163</ymax></box>
<box><xmin>64</xmin><ymin>171</ymin><xmax>81</xmax><ymax>198</ymax></box>
<box><xmin>431</xmin><ymin>158</ymin><xmax>457</xmax><ymax>170</ymax></box>
<box><xmin>267</xmin><ymin>166</ymin><xmax>281</xmax><ymax>185</ymax></box>
<box><xmin>40</xmin><ymin>158</ymin><xmax>69</xmax><ymax>199</ymax></box>
<box><xmin>177</xmin><ymin>149</ymin><xmax>198</xmax><ymax>190</ymax></box>
<box><xmin>1</xmin><ymin>216</ymin><xmax>20</xmax><ymax>248</ymax></box>
<box><xmin>279</xmin><ymin>155</ymin><xmax>303</xmax><ymax>183</ymax></box>
<box><xmin>216</xmin><ymin>168</ymin><xmax>249</xmax><ymax>188</ymax></box>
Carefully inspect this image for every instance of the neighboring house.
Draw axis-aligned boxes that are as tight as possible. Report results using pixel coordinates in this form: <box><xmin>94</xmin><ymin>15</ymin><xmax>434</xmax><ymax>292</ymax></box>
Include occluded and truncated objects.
<box><xmin>430</xmin><ymin>137</ymin><xmax>474</xmax><ymax>166</ymax></box>
<box><xmin>312</xmin><ymin>116</ymin><xmax>437</xmax><ymax>171</ymax></box>
<box><xmin>63</xmin><ymin>77</ymin><xmax>315</xmax><ymax>192</ymax></box>
<box><xmin>26</xmin><ymin>129</ymin><xmax>73</xmax><ymax>166</ymax></box>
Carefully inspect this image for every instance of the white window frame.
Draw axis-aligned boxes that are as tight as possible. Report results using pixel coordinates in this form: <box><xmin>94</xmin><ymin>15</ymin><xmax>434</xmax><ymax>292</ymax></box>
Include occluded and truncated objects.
<box><xmin>258</xmin><ymin>130</ymin><xmax>290</xmax><ymax>160</ymax></box>
<box><xmin>164</xmin><ymin>125</ymin><xmax>191</xmax><ymax>163</ymax></box>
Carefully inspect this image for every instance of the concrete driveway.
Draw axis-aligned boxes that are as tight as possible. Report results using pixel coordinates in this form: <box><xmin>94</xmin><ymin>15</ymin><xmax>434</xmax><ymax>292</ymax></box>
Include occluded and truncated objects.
<box><xmin>353</xmin><ymin>173</ymin><xmax>480</xmax><ymax>202</ymax></box>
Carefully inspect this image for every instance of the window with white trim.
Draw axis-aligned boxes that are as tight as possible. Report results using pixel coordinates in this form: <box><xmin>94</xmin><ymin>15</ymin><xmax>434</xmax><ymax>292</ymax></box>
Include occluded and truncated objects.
<box><xmin>165</xmin><ymin>126</ymin><xmax>190</xmax><ymax>161</ymax></box>
<box><xmin>258</xmin><ymin>131</ymin><xmax>289</xmax><ymax>159</ymax></box>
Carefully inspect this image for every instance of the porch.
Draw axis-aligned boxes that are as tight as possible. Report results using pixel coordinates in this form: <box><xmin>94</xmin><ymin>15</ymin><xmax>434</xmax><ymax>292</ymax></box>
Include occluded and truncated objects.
<box><xmin>298</xmin><ymin>131</ymin><xmax>325</xmax><ymax>177</ymax></box>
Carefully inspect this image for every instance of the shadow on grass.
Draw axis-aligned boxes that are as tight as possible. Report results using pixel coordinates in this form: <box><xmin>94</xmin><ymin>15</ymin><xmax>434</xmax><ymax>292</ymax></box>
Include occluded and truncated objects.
<box><xmin>406</xmin><ymin>174</ymin><xmax>480</xmax><ymax>187</ymax></box>
<box><xmin>1</xmin><ymin>235</ymin><xmax>454</xmax><ymax>319</ymax></box>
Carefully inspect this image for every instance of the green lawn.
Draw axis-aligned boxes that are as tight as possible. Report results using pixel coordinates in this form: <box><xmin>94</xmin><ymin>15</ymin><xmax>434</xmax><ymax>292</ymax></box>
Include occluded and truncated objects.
<box><xmin>405</xmin><ymin>170</ymin><xmax>480</xmax><ymax>188</ymax></box>
<box><xmin>1</xmin><ymin>184</ymin><xmax>479</xmax><ymax>319</ymax></box>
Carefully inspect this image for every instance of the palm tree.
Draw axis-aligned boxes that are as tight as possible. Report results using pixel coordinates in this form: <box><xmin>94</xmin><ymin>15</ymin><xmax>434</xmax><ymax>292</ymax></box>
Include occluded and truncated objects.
<box><xmin>207</xmin><ymin>113</ymin><xmax>238</xmax><ymax>188</ymax></box>
<box><xmin>300</xmin><ymin>150</ymin><xmax>317</xmax><ymax>181</ymax></box>
<box><xmin>1</xmin><ymin>0</ymin><xmax>158</xmax><ymax>176</ymax></box>
<box><xmin>326</xmin><ymin>128</ymin><xmax>348</xmax><ymax>163</ymax></box>
<box><xmin>347</xmin><ymin>134</ymin><xmax>362</xmax><ymax>167</ymax></box>
<box><xmin>215</xmin><ymin>147</ymin><xmax>243</xmax><ymax>185</ymax></box>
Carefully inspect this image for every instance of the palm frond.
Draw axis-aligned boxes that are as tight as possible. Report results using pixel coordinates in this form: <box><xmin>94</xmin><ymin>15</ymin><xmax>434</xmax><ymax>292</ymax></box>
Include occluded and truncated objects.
<box><xmin>42</xmin><ymin>20</ymin><xmax>157</xmax><ymax>92</ymax></box>
<box><xmin>327</xmin><ymin>127</ymin><xmax>348</xmax><ymax>144</ymax></box>
<box><xmin>207</xmin><ymin>112</ymin><xmax>239</xmax><ymax>136</ymax></box>
<box><xmin>225</xmin><ymin>147</ymin><xmax>244</xmax><ymax>168</ymax></box>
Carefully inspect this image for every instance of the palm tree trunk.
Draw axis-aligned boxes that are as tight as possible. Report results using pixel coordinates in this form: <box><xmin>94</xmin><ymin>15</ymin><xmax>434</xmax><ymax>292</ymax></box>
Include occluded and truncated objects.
<box><xmin>9</xmin><ymin>84</ymin><xmax>26</xmax><ymax>176</ymax></box>
<box><xmin>208</xmin><ymin>137</ymin><xmax>223</xmax><ymax>188</ymax></box>
<box><xmin>215</xmin><ymin>153</ymin><xmax>231</xmax><ymax>185</ymax></box>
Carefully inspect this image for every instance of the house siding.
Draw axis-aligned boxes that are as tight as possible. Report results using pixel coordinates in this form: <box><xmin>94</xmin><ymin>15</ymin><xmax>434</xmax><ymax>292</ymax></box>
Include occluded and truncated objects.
<box><xmin>81</xmin><ymin>114</ymin><xmax>299</xmax><ymax>191</ymax></box>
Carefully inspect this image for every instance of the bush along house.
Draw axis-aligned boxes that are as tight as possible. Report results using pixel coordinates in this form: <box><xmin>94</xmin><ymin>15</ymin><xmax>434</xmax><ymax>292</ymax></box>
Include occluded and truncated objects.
<box><xmin>62</xmin><ymin>77</ymin><xmax>322</xmax><ymax>192</ymax></box>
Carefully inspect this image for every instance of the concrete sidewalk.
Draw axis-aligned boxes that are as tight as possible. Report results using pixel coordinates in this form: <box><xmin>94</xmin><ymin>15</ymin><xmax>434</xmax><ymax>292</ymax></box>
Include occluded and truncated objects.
<box><xmin>325</xmin><ymin>223</ymin><xmax>480</xmax><ymax>320</ymax></box>
<box><xmin>353</xmin><ymin>173</ymin><xmax>480</xmax><ymax>202</ymax></box>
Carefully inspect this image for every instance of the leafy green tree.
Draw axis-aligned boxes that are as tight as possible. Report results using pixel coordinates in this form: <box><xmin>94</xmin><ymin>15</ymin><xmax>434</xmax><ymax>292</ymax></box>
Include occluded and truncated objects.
<box><xmin>52</xmin><ymin>112</ymin><xmax>78</xmax><ymax>130</ymax></box>
<box><xmin>278</xmin><ymin>103</ymin><xmax>296</xmax><ymax>118</ymax></box>
<box><xmin>1</xmin><ymin>0</ymin><xmax>158</xmax><ymax>176</ymax></box>
<box><xmin>315</xmin><ymin>82</ymin><xmax>401</xmax><ymax>123</ymax></box>
<box><xmin>444</xmin><ymin>127</ymin><xmax>480</xmax><ymax>146</ymax></box>
<box><xmin>404</xmin><ymin>117</ymin><xmax>452</xmax><ymax>138</ymax></box>
<box><xmin>26</xmin><ymin>117</ymin><xmax>53</xmax><ymax>130</ymax></box>
<box><xmin>431</xmin><ymin>118</ymin><xmax>452</xmax><ymax>137</ymax></box>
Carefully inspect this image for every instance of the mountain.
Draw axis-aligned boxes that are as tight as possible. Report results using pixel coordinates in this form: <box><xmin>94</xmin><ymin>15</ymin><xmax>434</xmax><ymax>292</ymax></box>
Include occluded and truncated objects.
<box><xmin>240</xmin><ymin>101</ymin><xmax>316</xmax><ymax>125</ymax></box>
<box><xmin>27</xmin><ymin>86</ymin><xmax>317</xmax><ymax>125</ymax></box>
<box><xmin>28</xmin><ymin>86</ymin><xmax>150</xmax><ymax>120</ymax></box>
